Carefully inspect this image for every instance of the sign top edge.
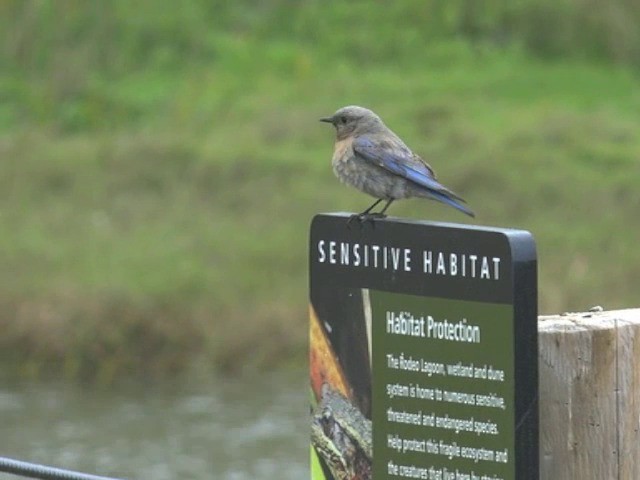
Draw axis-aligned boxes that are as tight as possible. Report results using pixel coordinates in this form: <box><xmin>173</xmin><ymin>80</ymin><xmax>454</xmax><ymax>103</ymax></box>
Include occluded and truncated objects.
<box><xmin>312</xmin><ymin>212</ymin><xmax>535</xmax><ymax>239</ymax></box>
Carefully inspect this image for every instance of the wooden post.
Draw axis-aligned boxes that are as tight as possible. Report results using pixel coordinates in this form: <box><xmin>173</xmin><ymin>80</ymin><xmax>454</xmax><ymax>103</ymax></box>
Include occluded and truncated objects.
<box><xmin>539</xmin><ymin>308</ymin><xmax>640</xmax><ymax>479</ymax></box>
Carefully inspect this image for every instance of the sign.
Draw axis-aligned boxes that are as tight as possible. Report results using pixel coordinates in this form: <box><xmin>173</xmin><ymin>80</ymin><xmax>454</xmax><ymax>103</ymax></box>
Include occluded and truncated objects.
<box><xmin>309</xmin><ymin>213</ymin><xmax>537</xmax><ymax>480</ymax></box>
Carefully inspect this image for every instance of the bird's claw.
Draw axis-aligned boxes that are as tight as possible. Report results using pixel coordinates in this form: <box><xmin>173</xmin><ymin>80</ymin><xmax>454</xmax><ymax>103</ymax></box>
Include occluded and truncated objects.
<box><xmin>364</xmin><ymin>212</ymin><xmax>387</xmax><ymax>220</ymax></box>
<box><xmin>347</xmin><ymin>212</ymin><xmax>387</xmax><ymax>228</ymax></box>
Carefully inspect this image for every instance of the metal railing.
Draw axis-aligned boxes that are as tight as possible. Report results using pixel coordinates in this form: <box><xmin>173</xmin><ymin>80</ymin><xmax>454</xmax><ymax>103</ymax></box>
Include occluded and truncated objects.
<box><xmin>0</xmin><ymin>456</ymin><xmax>125</xmax><ymax>480</ymax></box>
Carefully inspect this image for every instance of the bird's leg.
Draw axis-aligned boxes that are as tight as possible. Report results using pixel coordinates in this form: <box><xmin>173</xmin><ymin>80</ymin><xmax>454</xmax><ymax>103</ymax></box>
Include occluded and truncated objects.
<box><xmin>378</xmin><ymin>199</ymin><xmax>394</xmax><ymax>216</ymax></box>
<box><xmin>347</xmin><ymin>198</ymin><xmax>396</xmax><ymax>226</ymax></box>
<box><xmin>360</xmin><ymin>198</ymin><xmax>384</xmax><ymax>216</ymax></box>
<box><xmin>348</xmin><ymin>198</ymin><xmax>384</xmax><ymax>225</ymax></box>
<box><xmin>363</xmin><ymin>198</ymin><xmax>394</xmax><ymax>220</ymax></box>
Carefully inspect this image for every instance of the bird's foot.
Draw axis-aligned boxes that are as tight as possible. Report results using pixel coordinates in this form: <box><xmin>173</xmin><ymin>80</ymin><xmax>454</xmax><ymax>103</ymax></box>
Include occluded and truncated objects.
<box><xmin>364</xmin><ymin>212</ymin><xmax>387</xmax><ymax>220</ymax></box>
<box><xmin>347</xmin><ymin>212</ymin><xmax>387</xmax><ymax>228</ymax></box>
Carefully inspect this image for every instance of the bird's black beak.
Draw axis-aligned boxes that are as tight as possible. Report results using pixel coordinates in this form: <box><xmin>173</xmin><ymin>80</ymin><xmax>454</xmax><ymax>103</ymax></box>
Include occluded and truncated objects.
<box><xmin>319</xmin><ymin>116</ymin><xmax>334</xmax><ymax>124</ymax></box>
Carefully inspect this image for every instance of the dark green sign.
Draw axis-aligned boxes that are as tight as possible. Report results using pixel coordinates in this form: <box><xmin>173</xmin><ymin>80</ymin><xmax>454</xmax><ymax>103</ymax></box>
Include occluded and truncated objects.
<box><xmin>309</xmin><ymin>213</ymin><xmax>537</xmax><ymax>480</ymax></box>
<box><xmin>372</xmin><ymin>293</ymin><xmax>514</xmax><ymax>479</ymax></box>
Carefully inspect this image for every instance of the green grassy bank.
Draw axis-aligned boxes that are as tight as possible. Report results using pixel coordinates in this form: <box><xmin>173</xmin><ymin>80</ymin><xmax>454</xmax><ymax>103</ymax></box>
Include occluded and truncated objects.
<box><xmin>1</xmin><ymin>1</ymin><xmax>639</xmax><ymax>381</ymax></box>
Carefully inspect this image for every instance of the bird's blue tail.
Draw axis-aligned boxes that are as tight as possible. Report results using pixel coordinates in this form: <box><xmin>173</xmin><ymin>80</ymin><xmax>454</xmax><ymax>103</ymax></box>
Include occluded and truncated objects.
<box><xmin>427</xmin><ymin>190</ymin><xmax>475</xmax><ymax>217</ymax></box>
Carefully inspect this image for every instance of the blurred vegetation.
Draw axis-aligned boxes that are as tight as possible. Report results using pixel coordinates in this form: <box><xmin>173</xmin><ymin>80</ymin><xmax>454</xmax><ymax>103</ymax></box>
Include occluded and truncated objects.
<box><xmin>0</xmin><ymin>0</ymin><xmax>639</xmax><ymax>382</ymax></box>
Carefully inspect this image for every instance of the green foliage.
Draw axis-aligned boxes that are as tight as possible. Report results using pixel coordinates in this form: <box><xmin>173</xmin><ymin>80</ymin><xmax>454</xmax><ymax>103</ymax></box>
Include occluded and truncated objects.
<box><xmin>2</xmin><ymin>0</ymin><xmax>640</xmax><ymax>133</ymax></box>
<box><xmin>0</xmin><ymin>1</ymin><xmax>639</xmax><ymax>380</ymax></box>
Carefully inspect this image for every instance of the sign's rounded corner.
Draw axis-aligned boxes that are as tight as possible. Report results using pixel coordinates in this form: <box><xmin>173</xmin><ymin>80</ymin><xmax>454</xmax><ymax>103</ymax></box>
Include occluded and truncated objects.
<box><xmin>501</xmin><ymin>230</ymin><xmax>537</xmax><ymax>262</ymax></box>
<box><xmin>310</xmin><ymin>214</ymin><xmax>323</xmax><ymax>232</ymax></box>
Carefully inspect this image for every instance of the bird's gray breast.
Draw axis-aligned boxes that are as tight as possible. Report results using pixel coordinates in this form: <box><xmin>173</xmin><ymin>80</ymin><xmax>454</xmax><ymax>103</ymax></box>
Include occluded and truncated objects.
<box><xmin>332</xmin><ymin>139</ymin><xmax>409</xmax><ymax>199</ymax></box>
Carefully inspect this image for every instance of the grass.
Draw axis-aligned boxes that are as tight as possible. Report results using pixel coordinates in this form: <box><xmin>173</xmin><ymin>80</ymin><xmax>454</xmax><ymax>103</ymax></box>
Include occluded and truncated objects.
<box><xmin>1</xmin><ymin>2</ymin><xmax>640</xmax><ymax>381</ymax></box>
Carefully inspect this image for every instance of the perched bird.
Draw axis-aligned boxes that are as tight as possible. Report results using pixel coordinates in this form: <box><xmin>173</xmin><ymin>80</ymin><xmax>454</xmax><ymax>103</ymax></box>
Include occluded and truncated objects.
<box><xmin>320</xmin><ymin>105</ymin><xmax>474</xmax><ymax>219</ymax></box>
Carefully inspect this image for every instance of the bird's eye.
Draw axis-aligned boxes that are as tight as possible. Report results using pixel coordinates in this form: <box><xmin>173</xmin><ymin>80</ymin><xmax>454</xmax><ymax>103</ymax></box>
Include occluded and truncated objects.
<box><xmin>340</xmin><ymin>116</ymin><xmax>347</xmax><ymax>124</ymax></box>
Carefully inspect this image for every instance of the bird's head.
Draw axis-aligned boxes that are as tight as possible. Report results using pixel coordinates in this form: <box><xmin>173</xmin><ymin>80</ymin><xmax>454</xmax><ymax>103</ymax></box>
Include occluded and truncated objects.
<box><xmin>320</xmin><ymin>105</ymin><xmax>383</xmax><ymax>139</ymax></box>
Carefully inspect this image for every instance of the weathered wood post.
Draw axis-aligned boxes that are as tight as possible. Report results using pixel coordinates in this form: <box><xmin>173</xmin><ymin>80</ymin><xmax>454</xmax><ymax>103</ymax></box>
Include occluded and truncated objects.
<box><xmin>539</xmin><ymin>308</ymin><xmax>640</xmax><ymax>479</ymax></box>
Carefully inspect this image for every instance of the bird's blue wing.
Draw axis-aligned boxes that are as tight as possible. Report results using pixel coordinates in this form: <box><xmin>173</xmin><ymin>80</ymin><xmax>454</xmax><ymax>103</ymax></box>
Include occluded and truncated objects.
<box><xmin>353</xmin><ymin>135</ymin><xmax>474</xmax><ymax>217</ymax></box>
<box><xmin>354</xmin><ymin>135</ymin><xmax>450</xmax><ymax>195</ymax></box>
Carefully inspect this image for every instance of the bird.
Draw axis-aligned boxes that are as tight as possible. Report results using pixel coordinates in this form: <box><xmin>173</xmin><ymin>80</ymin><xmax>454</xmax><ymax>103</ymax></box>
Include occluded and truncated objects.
<box><xmin>320</xmin><ymin>105</ymin><xmax>474</xmax><ymax>220</ymax></box>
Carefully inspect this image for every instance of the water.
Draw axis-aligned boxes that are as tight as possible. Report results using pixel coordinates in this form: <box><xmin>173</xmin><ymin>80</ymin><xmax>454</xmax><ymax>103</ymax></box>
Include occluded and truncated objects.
<box><xmin>1</xmin><ymin>371</ymin><xmax>308</xmax><ymax>479</ymax></box>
